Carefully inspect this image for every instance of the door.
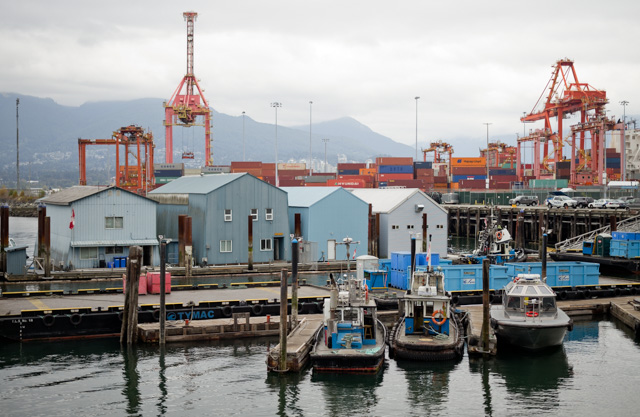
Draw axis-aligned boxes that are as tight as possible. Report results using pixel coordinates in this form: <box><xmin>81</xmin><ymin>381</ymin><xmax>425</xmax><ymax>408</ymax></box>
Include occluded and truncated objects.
<box><xmin>327</xmin><ymin>239</ymin><xmax>336</xmax><ymax>261</ymax></box>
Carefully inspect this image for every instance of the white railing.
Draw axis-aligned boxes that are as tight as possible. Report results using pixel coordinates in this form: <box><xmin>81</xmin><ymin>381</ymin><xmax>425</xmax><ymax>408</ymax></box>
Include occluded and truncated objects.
<box><xmin>554</xmin><ymin>214</ymin><xmax>640</xmax><ymax>252</ymax></box>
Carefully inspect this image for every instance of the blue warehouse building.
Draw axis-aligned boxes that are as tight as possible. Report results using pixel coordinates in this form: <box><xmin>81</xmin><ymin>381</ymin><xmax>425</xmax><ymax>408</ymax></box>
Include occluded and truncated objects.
<box><xmin>39</xmin><ymin>186</ymin><xmax>160</xmax><ymax>269</ymax></box>
<box><xmin>282</xmin><ymin>187</ymin><xmax>369</xmax><ymax>261</ymax></box>
<box><xmin>149</xmin><ymin>173</ymin><xmax>290</xmax><ymax>265</ymax></box>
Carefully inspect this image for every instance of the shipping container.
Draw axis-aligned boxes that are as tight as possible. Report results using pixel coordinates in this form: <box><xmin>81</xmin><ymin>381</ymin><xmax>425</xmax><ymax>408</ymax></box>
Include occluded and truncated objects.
<box><xmin>359</xmin><ymin>168</ymin><xmax>377</xmax><ymax>176</ymax></box>
<box><xmin>201</xmin><ymin>165</ymin><xmax>231</xmax><ymax>173</ymax></box>
<box><xmin>378</xmin><ymin>165</ymin><xmax>414</xmax><ymax>174</ymax></box>
<box><xmin>488</xmin><ymin>168</ymin><xmax>516</xmax><ymax>176</ymax></box>
<box><xmin>278</xmin><ymin>162</ymin><xmax>306</xmax><ymax>170</ymax></box>
<box><xmin>413</xmin><ymin>161</ymin><xmax>433</xmax><ymax>169</ymax></box>
<box><xmin>377</xmin><ymin>173</ymin><xmax>414</xmax><ymax>181</ymax></box>
<box><xmin>154</xmin><ymin>163</ymin><xmax>184</xmax><ymax>171</ymax></box>
<box><xmin>451</xmin><ymin>166</ymin><xmax>487</xmax><ymax>175</ymax></box>
<box><xmin>327</xmin><ymin>178</ymin><xmax>366</xmax><ymax>188</ymax></box>
<box><xmin>375</xmin><ymin>157</ymin><xmax>414</xmax><ymax>166</ymax></box>
<box><xmin>451</xmin><ymin>157</ymin><xmax>486</xmax><ymax>167</ymax></box>
<box><xmin>337</xmin><ymin>163</ymin><xmax>366</xmax><ymax>170</ymax></box>
<box><xmin>338</xmin><ymin>169</ymin><xmax>360</xmax><ymax>175</ymax></box>
<box><xmin>153</xmin><ymin>169</ymin><xmax>183</xmax><ymax>177</ymax></box>
<box><xmin>231</xmin><ymin>161</ymin><xmax>262</xmax><ymax>168</ymax></box>
<box><xmin>453</xmin><ymin>175</ymin><xmax>487</xmax><ymax>182</ymax></box>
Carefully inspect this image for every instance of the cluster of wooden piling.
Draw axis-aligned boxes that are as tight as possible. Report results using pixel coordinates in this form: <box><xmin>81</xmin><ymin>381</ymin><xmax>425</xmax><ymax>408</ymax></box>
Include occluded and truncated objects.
<box><xmin>448</xmin><ymin>205</ymin><xmax>632</xmax><ymax>247</ymax></box>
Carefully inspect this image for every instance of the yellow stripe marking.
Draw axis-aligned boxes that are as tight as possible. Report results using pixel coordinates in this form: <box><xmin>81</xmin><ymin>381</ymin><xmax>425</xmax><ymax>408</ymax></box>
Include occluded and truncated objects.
<box><xmin>29</xmin><ymin>299</ymin><xmax>49</xmax><ymax>310</ymax></box>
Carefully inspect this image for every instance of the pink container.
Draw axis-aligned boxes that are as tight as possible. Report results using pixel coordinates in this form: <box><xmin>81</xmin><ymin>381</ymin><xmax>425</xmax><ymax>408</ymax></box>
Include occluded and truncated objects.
<box><xmin>146</xmin><ymin>272</ymin><xmax>172</xmax><ymax>294</ymax></box>
<box><xmin>123</xmin><ymin>274</ymin><xmax>148</xmax><ymax>295</ymax></box>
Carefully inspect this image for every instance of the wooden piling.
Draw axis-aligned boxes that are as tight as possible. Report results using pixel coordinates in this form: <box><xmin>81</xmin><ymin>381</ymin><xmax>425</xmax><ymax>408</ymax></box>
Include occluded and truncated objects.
<box><xmin>121</xmin><ymin>246</ymin><xmax>142</xmax><ymax>345</ymax></box>
<box><xmin>292</xmin><ymin>239</ymin><xmax>299</xmax><ymax>327</ymax></box>
<box><xmin>178</xmin><ymin>214</ymin><xmax>186</xmax><ymax>267</ymax></box>
<box><xmin>44</xmin><ymin>217</ymin><xmax>51</xmax><ymax>277</ymax></box>
<box><xmin>481</xmin><ymin>259</ymin><xmax>490</xmax><ymax>354</ymax></box>
<box><xmin>159</xmin><ymin>241</ymin><xmax>166</xmax><ymax>345</ymax></box>
<box><xmin>279</xmin><ymin>268</ymin><xmax>288</xmax><ymax>371</ymax></box>
<box><xmin>248</xmin><ymin>215</ymin><xmax>254</xmax><ymax>271</ymax></box>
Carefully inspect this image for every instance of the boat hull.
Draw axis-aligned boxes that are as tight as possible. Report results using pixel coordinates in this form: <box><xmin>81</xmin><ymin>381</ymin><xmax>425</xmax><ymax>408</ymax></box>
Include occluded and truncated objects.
<box><xmin>389</xmin><ymin>318</ymin><xmax>464</xmax><ymax>361</ymax></box>
<box><xmin>493</xmin><ymin>322</ymin><xmax>568</xmax><ymax>350</ymax></box>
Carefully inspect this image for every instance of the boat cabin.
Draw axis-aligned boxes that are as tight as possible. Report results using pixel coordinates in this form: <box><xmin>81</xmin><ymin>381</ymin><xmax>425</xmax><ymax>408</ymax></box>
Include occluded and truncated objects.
<box><xmin>402</xmin><ymin>270</ymin><xmax>452</xmax><ymax>336</ymax></box>
<box><xmin>501</xmin><ymin>274</ymin><xmax>558</xmax><ymax>318</ymax></box>
<box><xmin>324</xmin><ymin>276</ymin><xmax>379</xmax><ymax>349</ymax></box>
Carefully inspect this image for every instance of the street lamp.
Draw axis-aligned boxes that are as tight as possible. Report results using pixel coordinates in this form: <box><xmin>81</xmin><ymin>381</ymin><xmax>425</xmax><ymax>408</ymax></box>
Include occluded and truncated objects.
<box><xmin>323</xmin><ymin>138</ymin><xmax>330</xmax><ymax>172</ymax></box>
<box><xmin>415</xmin><ymin>97</ymin><xmax>420</xmax><ymax>161</ymax></box>
<box><xmin>271</xmin><ymin>102</ymin><xmax>282</xmax><ymax>187</ymax></box>
<box><xmin>309</xmin><ymin>101</ymin><xmax>313</xmax><ymax>176</ymax></box>
<box><xmin>242</xmin><ymin>111</ymin><xmax>246</xmax><ymax>161</ymax></box>
<box><xmin>621</xmin><ymin>100</ymin><xmax>629</xmax><ymax>182</ymax></box>
<box><xmin>483</xmin><ymin>122</ymin><xmax>492</xmax><ymax>190</ymax></box>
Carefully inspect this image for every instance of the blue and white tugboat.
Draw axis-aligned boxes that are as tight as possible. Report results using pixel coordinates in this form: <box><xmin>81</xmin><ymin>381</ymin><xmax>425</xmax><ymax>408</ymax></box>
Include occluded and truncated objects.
<box><xmin>388</xmin><ymin>269</ymin><xmax>464</xmax><ymax>361</ymax></box>
<box><xmin>310</xmin><ymin>275</ymin><xmax>387</xmax><ymax>373</ymax></box>
<box><xmin>490</xmin><ymin>274</ymin><xmax>573</xmax><ymax>350</ymax></box>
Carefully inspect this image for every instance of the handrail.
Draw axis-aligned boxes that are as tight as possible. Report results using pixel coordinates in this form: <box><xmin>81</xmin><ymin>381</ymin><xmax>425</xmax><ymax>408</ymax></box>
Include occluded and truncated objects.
<box><xmin>555</xmin><ymin>214</ymin><xmax>640</xmax><ymax>252</ymax></box>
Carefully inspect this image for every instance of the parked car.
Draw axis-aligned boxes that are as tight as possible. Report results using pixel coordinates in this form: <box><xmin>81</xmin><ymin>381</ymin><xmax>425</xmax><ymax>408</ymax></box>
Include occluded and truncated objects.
<box><xmin>588</xmin><ymin>199</ymin><xmax>609</xmax><ymax>209</ymax></box>
<box><xmin>509</xmin><ymin>195</ymin><xmax>539</xmax><ymax>206</ymax></box>
<box><xmin>573</xmin><ymin>196</ymin><xmax>594</xmax><ymax>208</ymax></box>
<box><xmin>619</xmin><ymin>196</ymin><xmax>635</xmax><ymax>202</ymax></box>
<box><xmin>606</xmin><ymin>199</ymin><xmax>629</xmax><ymax>210</ymax></box>
<box><xmin>626</xmin><ymin>198</ymin><xmax>640</xmax><ymax>210</ymax></box>
<box><xmin>547</xmin><ymin>195</ymin><xmax>578</xmax><ymax>209</ymax></box>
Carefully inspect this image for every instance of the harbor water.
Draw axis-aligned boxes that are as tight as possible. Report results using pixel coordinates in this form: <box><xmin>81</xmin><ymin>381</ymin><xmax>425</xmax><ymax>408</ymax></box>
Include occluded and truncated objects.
<box><xmin>0</xmin><ymin>319</ymin><xmax>638</xmax><ymax>416</ymax></box>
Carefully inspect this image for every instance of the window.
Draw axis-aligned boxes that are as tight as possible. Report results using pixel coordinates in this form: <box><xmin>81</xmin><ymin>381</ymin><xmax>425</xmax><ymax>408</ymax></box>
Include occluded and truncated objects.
<box><xmin>224</xmin><ymin>209</ymin><xmax>232</xmax><ymax>222</ymax></box>
<box><xmin>265</xmin><ymin>208</ymin><xmax>273</xmax><ymax>221</ymax></box>
<box><xmin>250</xmin><ymin>208</ymin><xmax>258</xmax><ymax>221</ymax></box>
<box><xmin>105</xmin><ymin>216</ymin><xmax>123</xmax><ymax>229</ymax></box>
<box><xmin>105</xmin><ymin>246</ymin><xmax>124</xmax><ymax>255</ymax></box>
<box><xmin>220</xmin><ymin>240</ymin><xmax>232</xmax><ymax>253</ymax></box>
<box><xmin>407</xmin><ymin>225</ymin><xmax>415</xmax><ymax>230</ymax></box>
<box><xmin>392</xmin><ymin>225</ymin><xmax>399</xmax><ymax>230</ymax></box>
<box><xmin>80</xmin><ymin>247</ymin><xmax>98</xmax><ymax>260</ymax></box>
<box><xmin>260</xmin><ymin>238</ymin><xmax>272</xmax><ymax>251</ymax></box>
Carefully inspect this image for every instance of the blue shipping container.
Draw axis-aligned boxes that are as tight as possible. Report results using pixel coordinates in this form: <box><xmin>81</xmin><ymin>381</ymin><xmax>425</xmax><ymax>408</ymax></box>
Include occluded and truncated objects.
<box><xmin>378</xmin><ymin>165</ymin><xmax>414</xmax><ymax>174</ymax></box>
<box><xmin>505</xmin><ymin>262</ymin><xmax>599</xmax><ymax>286</ymax></box>
<box><xmin>338</xmin><ymin>169</ymin><xmax>360</xmax><ymax>175</ymax></box>
<box><xmin>489</xmin><ymin>169</ymin><xmax>516</xmax><ymax>175</ymax></box>
<box><xmin>414</xmin><ymin>161</ymin><xmax>433</xmax><ymax>169</ymax></box>
<box><xmin>453</xmin><ymin>175</ymin><xmax>487</xmax><ymax>182</ymax></box>
<box><xmin>439</xmin><ymin>265</ymin><xmax>509</xmax><ymax>291</ymax></box>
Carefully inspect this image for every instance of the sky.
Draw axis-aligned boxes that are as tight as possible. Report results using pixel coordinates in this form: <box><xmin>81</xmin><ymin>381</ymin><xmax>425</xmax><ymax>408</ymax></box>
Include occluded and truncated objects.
<box><xmin>2</xmin><ymin>0</ymin><xmax>639</xmax><ymax>152</ymax></box>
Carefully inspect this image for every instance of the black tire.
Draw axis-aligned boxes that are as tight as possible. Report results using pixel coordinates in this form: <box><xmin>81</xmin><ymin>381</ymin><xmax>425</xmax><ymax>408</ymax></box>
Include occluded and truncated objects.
<box><xmin>221</xmin><ymin>306</ymin><xmax>233</xmax><ymax>318</ymax></box>
<box><xmin>316</xmin><ymin>302</ymin><xmax>325</xmax><ymax>313</ymax></box>
<box><xmin>251</xmin><ymin>304</ymin><xmax>264</xmax><ymax>316</ymax></box>
<box><xmin>43</xmin><ymin>314</ymin><xmax>55</xmax><ymax>327</ymax></box>
<box><xmin>152</xmin><ymin>309</ymin><xmax>160</xmax><ymax>321</ymax></box>
<box><xmin>516</xmin><ymin>201</ymin><xmax>520</xmax><ymax>206</ymax></box>
<box><xmin>69</xmin><ymin>313</ymin><xmax>82</xmax><ymax>326</ymax></box>
<box><xmin>564</xmin><ymin>204</ymin><xmax>568</xmax><ymax>209</ymax></box>
<box><xmin>548</xmin><ymin>203</ymin><xmax>552</xmax><ymax>209</ymax></box>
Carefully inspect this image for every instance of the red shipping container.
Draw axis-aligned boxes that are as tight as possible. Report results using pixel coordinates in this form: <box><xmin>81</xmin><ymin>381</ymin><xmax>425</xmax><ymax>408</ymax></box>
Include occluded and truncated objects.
<box><xmin>146</xmin><ymin>272</ymin><xmax>171</xmax><ymax>294</ymax></box>
<box><xmin>375</xmin><ymin>157</ymin><xmax>413</xmax><ymax>166</ymax></box>
<box><xmin>304</xmin><ymin>182</ymin><xmax>328</xmax><ymax>187</ymax></box>
<box><xmin>123</xmin><ymin>274</ymin><xmax>147</xmax><ymax>295</ymax></box>
<box><xmin>434</xmin><ymin>175</ymin><xmax>448</xmax><ymax>184</ymax></box>
<box><xmin>452</xmin><ymin>166</ymin><xmax>487</xmax><ymax>175</ymax></box>
<box><xmin>337</xmin><ymin>163</ymin><xmax>367</xmax><ymax>170</ymax></box>
<box><xmin>387</xmin><ymin>179</ymin><xmax>426</xmax><ymax>188</ymax></box>
<box><xmin>279</xmin><ymin>179</ymin><xmax>305</xmax><ymax>186</ymax></box>
<box><xmin>230</xmin><ymin>161</ymin><xmax>262</xmax><ymax>168</ymax></box>
<box><xmin>376</xmin><ymin>173</ymin><xmax>414</xmax><ymax>181</ymax></box>
<box><xmin>327</xmin><ymin>178</ymin><xmax>366</xmax><ymax>188</ymax></box>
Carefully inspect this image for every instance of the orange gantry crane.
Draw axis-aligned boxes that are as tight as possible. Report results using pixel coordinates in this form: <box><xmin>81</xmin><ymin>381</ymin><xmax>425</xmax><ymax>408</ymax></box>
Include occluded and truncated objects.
<box><xmin>422</xmin><ymin>140</ymin><xmax>454</xmax><ymax>177</ymax></box>
<box><xmin>517</xmin><ymin>58</ymin><xmax>611</xmax><ymax>185</ymax></box>
<box><xmin>480</xmin><ymin>141</ymin><xmax>517</xmax><ymax>168</ymax></box>
<box><xmin>78</xmin><ymin>125</ymin><xmax>155</xmax><ymax>195</ymax></box>
<box><xmin>164</xmin><ymin>11</ymin><xmax>212</xmax><ymax>166</ymax></box>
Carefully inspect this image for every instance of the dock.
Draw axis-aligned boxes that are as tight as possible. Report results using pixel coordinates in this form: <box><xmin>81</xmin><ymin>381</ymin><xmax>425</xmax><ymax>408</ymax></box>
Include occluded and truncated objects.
<box><xmin>138</xmin><ymin>312</ymin><xmax>284</xmax><ymax>343</ymax></box>
<box><xmin>266</xmin><ymin>315</ymin><xmax>324</xmax><ymax>372</ymax></box>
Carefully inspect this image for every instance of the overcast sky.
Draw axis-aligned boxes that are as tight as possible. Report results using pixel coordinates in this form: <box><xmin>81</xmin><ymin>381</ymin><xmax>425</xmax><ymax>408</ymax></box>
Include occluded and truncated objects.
<box><xmin>2</xmin><ymin>0</ymin><xmax>638</xmax><ymax>151</ymax></box>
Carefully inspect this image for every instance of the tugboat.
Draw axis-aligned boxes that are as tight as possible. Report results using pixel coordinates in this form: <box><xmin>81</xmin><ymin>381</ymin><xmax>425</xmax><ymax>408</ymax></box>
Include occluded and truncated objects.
<box><xmin>310</xmin><ymin>274</ymin><xmax>387</xmax><ymax>373</ymax></box>
<box><xmin>490</xmin><ymin>273</ymin><xmax>572</xmax><ymax>350</ymax></box>
<box><xmin>388</xmin><ymin>269</ymin><xmax>464</xmax><ymax>361</ymax></box>
<box><xmin>461</xmin><ymin>210</ymin><xmax>527</xmax><ymax>265</ymax></box>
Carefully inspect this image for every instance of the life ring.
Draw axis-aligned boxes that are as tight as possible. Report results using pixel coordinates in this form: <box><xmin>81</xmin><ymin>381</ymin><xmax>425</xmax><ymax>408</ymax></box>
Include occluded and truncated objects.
<box><xmin>251</xmin><ymin>304</ymin><xmax>263</xmax><ymax>316</ymax></box>
<box><xmin>432</xmin><ymin>310</ymin><xmax>446</xmax><ymax>326</ymax></box>
<box><xmin>221</xmin><ymin>306</ymin><xmax>233</xmax><ymax>318</ymax></box>
<box><xmin>69</xmin><ymin>313</ymin><xmax>83</xmax><ymax>326</ymax></box>
<box><xmin>43</xmin><ymin>314</ymin><xmax>55</xmax><ymax>327</ymax></box>
<box><xmin>526</xmin><ymin>311</ymin><xmax>539</xmax><ymax>317</ymax></box>
<box><xmin>496</xmin><ymin>231</ymin><xmax>503</xmax><ymax>240</ymax></box>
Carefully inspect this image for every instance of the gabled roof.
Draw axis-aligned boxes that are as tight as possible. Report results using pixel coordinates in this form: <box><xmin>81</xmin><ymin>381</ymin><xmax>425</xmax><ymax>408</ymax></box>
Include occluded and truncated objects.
<box><xmin>40</xmin><ymin>186</ymin><xmax>156</xmax><ymax>206</ymax></box>
<box><xmin>149</xmin><ymin>173</ymin><xmax>248</xmax><ymax>195</ymax></box>
<box><xmin>281</xmin><ymin>186</ymin><xmax>345</xmax><ymax>207</ymax></box>
<box><xmin>349</xmin><ymin>188</ymin><xmax>447</xmax><ymax>214</ymax></box>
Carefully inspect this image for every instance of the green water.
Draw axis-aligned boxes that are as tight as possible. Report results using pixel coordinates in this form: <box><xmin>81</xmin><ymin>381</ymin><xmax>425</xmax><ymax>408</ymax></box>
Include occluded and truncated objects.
<box><xmin>0</xmin><ymin>319</ymin><xmax>638</xmax><ymax>416</ymax></box>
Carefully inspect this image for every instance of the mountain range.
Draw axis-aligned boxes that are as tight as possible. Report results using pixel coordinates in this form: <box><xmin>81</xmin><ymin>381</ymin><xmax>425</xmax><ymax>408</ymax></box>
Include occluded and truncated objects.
<box><xmin>0</xmin><ymin>93</ymin><xmax>416</xmax><ymax>188</ymax></box>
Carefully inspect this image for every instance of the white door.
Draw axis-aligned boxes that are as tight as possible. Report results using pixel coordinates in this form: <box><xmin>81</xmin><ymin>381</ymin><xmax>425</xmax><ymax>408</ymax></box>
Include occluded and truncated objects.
<box><xmin>327</xmin><ymin>239</ymin><xmax>336</xmax><ymax>261</ymax></box>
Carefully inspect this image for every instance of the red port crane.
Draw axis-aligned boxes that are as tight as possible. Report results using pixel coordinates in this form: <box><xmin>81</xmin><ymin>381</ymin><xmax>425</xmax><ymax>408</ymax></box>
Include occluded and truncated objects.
<box><xmin>78</xmin><ymin>125</ymin><xmax>155</xmax><ymax>195</ymax></box>
<box><xmin>517</xmin><ymin>59</ymin><xmax>611</xmax><ymax>184</ymax></box>
<box><xmin>164</xmin><ymin>11</ymin><xmax>212</xmax><ymax>166</ymax></box>
<box><xmin>422</xmin><ymin>140</ymin><xmax>454</xmax><ymax>178</ymax></box>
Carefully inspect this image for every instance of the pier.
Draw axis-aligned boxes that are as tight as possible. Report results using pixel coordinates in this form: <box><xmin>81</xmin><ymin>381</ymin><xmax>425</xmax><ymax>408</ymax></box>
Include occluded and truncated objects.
<box><xmin>445</xmin><ymin>205</ymin><xmax>635</xmax><ymax>247</ymax></box>
<box><xmin>266</xmin><ymin>315</ymin><xmax>324</xmax><ymax>372</ymax></box>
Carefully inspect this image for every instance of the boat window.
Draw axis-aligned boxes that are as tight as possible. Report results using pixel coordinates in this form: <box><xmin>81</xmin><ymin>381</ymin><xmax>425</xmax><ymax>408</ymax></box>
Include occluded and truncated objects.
<box><xmin>539</xmin><ymin>286</ymin><xmax>553</xmax><ymax>295</ymax></box>
<box><xmin>506</xmin><ymin>296</ymin><xmax>520</xmax><ymax>310</ymax></box>
<box><xmin>343</xmin><ymin>308</ymin><xmax>358</xmax><ymax>323</ymax></box>
<box><xmin>510</xmin><ymin>286</ymin><xmax>523</xmax><ymax>295</ymax></box>
<box><xmin>525</xmin><ymin>286</ymin><xmax>538</xmax><ymax>295</ymax></box>
<box><xmin>542</xmin><ymin>297</ymin><xmax>556</xmax><ymax>311</ymax></box>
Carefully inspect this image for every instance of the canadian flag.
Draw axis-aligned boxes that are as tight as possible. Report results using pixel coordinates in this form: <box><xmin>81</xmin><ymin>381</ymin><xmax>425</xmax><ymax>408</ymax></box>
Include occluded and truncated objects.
<box><xmin>69</xmin><ymin>209</ymin><xmax>75</xmax><ymax>230</ymax></box>
<box><xmin>352</xmin><ymin>248</ymin><xmax>356</xmax><ymax>259</ymax></box>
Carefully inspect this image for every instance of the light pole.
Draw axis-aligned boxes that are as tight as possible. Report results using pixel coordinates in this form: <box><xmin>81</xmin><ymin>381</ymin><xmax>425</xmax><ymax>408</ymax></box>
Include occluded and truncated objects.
<box><xmin>242</xmin><ymin>111</ymin><xmax>246</xmax><ymax>161</ymax></box>
<box><xmin>16</xmin><ymin>98</ymin><xmax>20</xmax><ymax>190</ymax></box>
<box><xmin>323</xmin><ymin>138</ymin><xmax>330</xmax><ymax>172</ymax></box>
<box><xmin>309</xmin><ymin>101</ymin><xmax>313</xmax><ymax>176</ymax></box>
<box><xmin>483</xmin><ymin>122</ymin><xmax>492</xmax><ymax>190</ymax></box>
<box><xmin>415</xmin><ymin>97</ymin><xmax>420</xmax><ymax>161</ymax></box>
<box><xmin>271</xmin><ymin>102</ymin><xmax>282</xmax><ymax>187</ymax></box>
<box><xmin>621</xmin><ymin>100</ymin><xmax>629</xmax><ymax>182</ymax></box>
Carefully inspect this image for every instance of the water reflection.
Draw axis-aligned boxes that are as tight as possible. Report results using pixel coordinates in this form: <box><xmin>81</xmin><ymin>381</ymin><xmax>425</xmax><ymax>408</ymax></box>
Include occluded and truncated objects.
<box><xmin>157</xmin><ymin>346</ymin><xmax>167</xmax><ymax>416</ymax></box>
<box><xmin>122</xmin><ymin>347</ymin><xmax>141</xmax><ymax>415</ymax></box>
<box><xmin>265</xmin><ymin>369</ymin><xmax>307</xmax><ymax>416</ymax></box>
<box><xmin>469</xmin><ymin>345</ymin><xmax>573</xmax><ymax>413</ymax></box>
<box><xmin>310</xmin><ymin>365</ymin><xmax>384</xmax><ymax>415</ymax></box>
<box><xmin>396</xmin><ymin>359</ymin><xmax>461</xmax><ymax>414</ymax></box>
